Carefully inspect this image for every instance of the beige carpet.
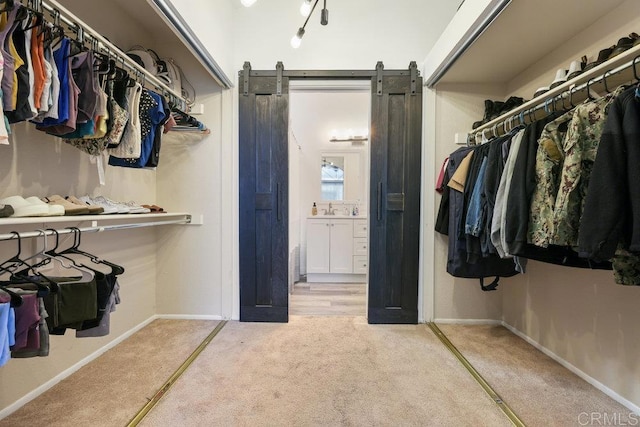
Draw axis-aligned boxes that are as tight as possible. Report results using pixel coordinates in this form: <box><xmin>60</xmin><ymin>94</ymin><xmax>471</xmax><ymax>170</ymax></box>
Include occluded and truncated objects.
<box><xmin>437</xmin><ymin>324</ymin><xmax>635</xmax><ymax>426</ymax></box>
<box><xmin>0</xmin><ymin>319</ymin><xmax>220</xmax><ymax>427</ymax></box>
<box><xmin>140</xmin><ymin>316</ymin><xmax>510</xmax><ymax>427</ymax></box>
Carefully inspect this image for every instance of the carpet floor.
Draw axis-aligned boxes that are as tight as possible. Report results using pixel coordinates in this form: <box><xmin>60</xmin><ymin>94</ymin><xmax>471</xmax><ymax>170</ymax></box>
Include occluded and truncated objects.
<box><xmin>0</xmin><ymin>319</ymin><xmax>220</xmax><ymax>427</ymax></box>
<box><xmin>2</xmin><ymin>318</ymin><xmax>635</xmax><ymax>426</ymax></box>
<box><xmin>437</xmin><ymin>324</ymin><xmax>634</xmax><ymax>426</ymax></box>
<box><xmin>140</xmin><ymin>316</ymin><xmax>510</xmax><ymax>427</ymax></box>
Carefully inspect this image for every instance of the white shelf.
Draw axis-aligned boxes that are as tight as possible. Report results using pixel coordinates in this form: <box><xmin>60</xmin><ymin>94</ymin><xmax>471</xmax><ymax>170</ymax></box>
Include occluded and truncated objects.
<box><xmin>430</xmin><ymin>0</ymin><xmax>626</xmax><ymax>85</ymax></box>
<box><xmin>0</xmin><ymin>212</ymin><xmax>191</xmax><ymax>227</ymax></box>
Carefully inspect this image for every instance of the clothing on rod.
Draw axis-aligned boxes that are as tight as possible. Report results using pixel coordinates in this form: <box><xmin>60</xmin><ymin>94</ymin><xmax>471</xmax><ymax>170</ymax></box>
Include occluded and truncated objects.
<box><xmin>437</xmin><ymin>82</ymin><xmax>640</xmax><ymax>287</ymax></box>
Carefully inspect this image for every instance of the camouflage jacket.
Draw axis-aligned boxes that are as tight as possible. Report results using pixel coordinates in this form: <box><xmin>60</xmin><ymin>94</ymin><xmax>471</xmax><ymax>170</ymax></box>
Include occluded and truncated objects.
<box><xmin>528</xmin><ymin>111</ymin><xmax>573</xmax><ymax>248</ymax></box>
<box><xmin>550</xmin><ymin>88</ymin><xmax>623</xmax><ymax>247</ymax></box>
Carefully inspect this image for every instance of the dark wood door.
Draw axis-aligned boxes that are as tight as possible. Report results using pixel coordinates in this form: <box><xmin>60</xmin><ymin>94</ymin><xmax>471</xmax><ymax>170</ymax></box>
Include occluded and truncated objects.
<box><xmin>239</xmin><ymin>63</ymin><xmax>289</xmax><ymax>322</ymax></box>
<box><xmin>368</xmin><ymin>63</ymin><xmax>422</xmax><ymax>324</ymax></box>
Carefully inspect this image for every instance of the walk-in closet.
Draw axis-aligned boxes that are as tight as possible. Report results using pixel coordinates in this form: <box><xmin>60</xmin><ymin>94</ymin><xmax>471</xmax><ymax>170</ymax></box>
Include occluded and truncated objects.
<box><xmin>1</xmin><ymin>0</ymin><xmax>639</xmax><ymax>425</ymax></box>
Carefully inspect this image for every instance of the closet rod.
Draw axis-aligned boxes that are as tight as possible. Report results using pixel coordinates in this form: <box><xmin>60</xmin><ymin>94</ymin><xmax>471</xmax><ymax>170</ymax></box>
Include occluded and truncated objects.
<box><xmin>39</xmin><ymin>0</ymin><xmax>188</xmax><ymax>112</ymax></box>
<box><xmin>468</xmin><ymin>49</ymin><xmax>640</xmax><ymax>142</ymax></box>
<box><xmin>0</xmin><ymin>217</ymin><xmax>191</xmax><ymax>242</ymax></box>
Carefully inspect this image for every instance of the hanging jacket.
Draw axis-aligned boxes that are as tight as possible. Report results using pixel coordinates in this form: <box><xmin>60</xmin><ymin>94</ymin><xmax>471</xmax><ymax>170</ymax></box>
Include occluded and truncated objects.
<box><xmin>579</xmin><ymin>86</ymin><xmax>640</xmax><ymax>260</ymax></box>
<box><xmin>438</xmin><ymin>147</ymin><xmax>519</xmax><ymax>289</ymax></box>
<box><xmin>504</xmin><ymin>115</ymin><xmax>557</xmax><ymax>256</ymax></box>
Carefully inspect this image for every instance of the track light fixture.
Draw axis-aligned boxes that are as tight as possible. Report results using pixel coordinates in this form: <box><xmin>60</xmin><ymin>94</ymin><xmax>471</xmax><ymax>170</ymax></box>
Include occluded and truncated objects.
<box><xmin>290</xmin><ymin>0</ymin><xmax>329</xmax><ymax>49</ymax></box>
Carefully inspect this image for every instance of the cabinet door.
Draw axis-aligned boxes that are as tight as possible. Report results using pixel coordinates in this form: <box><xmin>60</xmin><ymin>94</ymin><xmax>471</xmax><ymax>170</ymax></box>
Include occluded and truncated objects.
<box><xmin>329</xmin><ymin>220</ymin><xmax>354</xmax><ymax>273</ymax></box>
<box><xmin>307</xmin><ymin>220</ymin><xmax>330</xmax><ymax>273</ymax></box>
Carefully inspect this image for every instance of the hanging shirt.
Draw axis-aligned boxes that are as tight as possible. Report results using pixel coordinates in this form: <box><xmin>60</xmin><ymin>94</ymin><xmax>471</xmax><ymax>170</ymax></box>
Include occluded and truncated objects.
<box><xmin>146</xmin><ymin>93</ymin><xmax>171</xmax><ymax>167</ymax></box>
<box><xmin>108</xmin><ymin>81</ymin><xmax>142</xmax><ymax>159</ymax></box>
<box><xmin>37</xmin><ymin>37</ymin><xmax>70</xmax><ymax>127</ymax></box>
<box><xmin>30</xmin><ymin>24</ymin><xmax>46</xmax><ymax>111</ymax></box>
<box><xmin>22</xmin><ymin>17</ymin><xmax>37</xmax><ymax>118</ymax></box>
<box><xmin>109</xmin><ymin>90</ymin><xmax>165</xmax><ymax>168</ymax></box>
<box><xmin>42</xmin><ymin>43</ymin><xmax>60</xmax><ymax>120</ymax></box>
<box><xmin>0</xmin><ymin>302</ymin><xmax>13</xmax><ymax>367</ymax></box>
<box><xmin>70</xmin><ymin>50</ymin><xmax>98</xmax><ymax>123</ymax></box>
<box><xmin>0</xmin><ymin>5</ymin><xmax>21</xmax><ymax>112</ymax></box>
<box><xmin>5</xmin><ymin>10</ymin><xmax>31</xmax><ymax>123</ymax></box>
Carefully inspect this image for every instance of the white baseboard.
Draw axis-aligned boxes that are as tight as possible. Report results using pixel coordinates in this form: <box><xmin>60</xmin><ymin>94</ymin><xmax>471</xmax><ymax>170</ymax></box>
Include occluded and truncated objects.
<box><xmin>0</xmin><ymin>315</ymin><xmax>159</xmax><ymax>420</ymax></box>
<box><xmin>156</xmin><ymin>314</ymin><xmax>225</xmax><ymax>321</ymax></box>
<box><xmin>501</xmin><ymin>321</ymin><xmax>640</xmax><ymax>415</ymax></box>
<box><xmin>433</xmin><ymin>318</ymin><xmax>503</xmax><ymax>326</ymax></box>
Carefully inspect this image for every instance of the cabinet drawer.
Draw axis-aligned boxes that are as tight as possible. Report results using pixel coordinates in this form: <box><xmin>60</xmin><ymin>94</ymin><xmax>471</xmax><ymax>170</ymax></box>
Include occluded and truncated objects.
<box><xmin>353</xmin><ymin>220</ymin><xmax>368</xmax><ymax>238</ymax></box>
<box><xmin>353</xmin><ymin>255</ymin><xmax>368</xmax><ymax>274</ymax></box>
<box><xmin>353</xmin><ymin>238</ymin><xmax>368</xmax><ymax>256</ymax></box>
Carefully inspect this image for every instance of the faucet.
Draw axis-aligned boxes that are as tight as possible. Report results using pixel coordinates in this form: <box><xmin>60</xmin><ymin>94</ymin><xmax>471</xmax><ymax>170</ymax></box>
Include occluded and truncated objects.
<box><xmin>323</xmin><ymin>203</ymin><xmax>336</xmax><ymax>215</ymax></box>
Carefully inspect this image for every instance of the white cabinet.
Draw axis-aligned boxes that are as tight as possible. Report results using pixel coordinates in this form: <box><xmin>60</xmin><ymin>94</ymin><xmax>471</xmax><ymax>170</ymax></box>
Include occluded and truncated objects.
<box><xmin>306</xmin><ymin>218</ymin><xmax>367</xmax><ymax>282</ymax></box>
<box><xmin>307</xmin><ymin>219</ymin><xmax>353</xmax><ymax>274</ymax></box>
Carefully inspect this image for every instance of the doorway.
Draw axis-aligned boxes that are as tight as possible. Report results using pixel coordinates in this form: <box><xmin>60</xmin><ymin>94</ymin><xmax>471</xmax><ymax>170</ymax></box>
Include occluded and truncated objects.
<box><xmin>238</xmin><ymin>62</ymin><xmax>422</xmax><ymax>324</ymax></box>
<box><xmin>287</xmin><ymin>81</ymin><xmax>371</xmax><ymax>316</ymax></box>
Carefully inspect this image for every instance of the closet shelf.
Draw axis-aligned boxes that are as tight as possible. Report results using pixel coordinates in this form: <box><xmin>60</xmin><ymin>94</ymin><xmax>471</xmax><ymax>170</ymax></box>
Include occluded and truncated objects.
<box><xmin>467</xmin><ymin>42</ymin><xmax>640</xmax><ymax>140</ymax></box>
<box><xmin>0</xmin><ymin>212</ymin><xmax>192</xmax><ymax>227</ymax></box>
<box><xmin>427</xmin><ymin>0</ymin><xmax>626</xmax><ymax>86</ymax></box>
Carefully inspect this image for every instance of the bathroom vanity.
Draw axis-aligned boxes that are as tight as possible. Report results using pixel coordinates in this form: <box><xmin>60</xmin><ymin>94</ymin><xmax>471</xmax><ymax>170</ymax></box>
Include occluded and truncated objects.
<box><xmin>306</xmin><ymin>216</ymin><xmax>368</xmax><ymax>283</ymax></box>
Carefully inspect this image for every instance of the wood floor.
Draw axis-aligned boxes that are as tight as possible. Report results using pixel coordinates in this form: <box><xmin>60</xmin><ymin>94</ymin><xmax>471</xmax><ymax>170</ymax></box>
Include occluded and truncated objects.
<box><xmin>289</xmin><ymin>282</ymin><xmax>367</xmax><ymax>316</ymax></box>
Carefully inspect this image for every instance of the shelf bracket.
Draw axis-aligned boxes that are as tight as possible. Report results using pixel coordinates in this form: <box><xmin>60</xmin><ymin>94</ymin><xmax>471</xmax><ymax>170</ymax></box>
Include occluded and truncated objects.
<box><xmin>410</xmin><ymin>61</ymin><xmax>417</xmax><ymax>96</ymax></box>
<box><xmin>276</xmin><ymin>62</ymin><xmax>284</xmax><ymax>96</ymax></box>
<box><xmin>242</xmin><ymin>62</ymin><xmax>251</xmax><ymax>96</ymax></box>
<box><xmin>376</xmin><ymin>61</ymin><xmax>384</xmax><ymax>96</ymax></box>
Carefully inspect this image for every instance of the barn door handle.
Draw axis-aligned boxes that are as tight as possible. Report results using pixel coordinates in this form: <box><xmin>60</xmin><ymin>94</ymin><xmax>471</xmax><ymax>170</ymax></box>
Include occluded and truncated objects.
<box><xmin>276</xmin><ymin>183</ymin><xmax>282</xmax><ymax>221</ymax></box>
<box><xmin>377</xmin><ymin>182</ymin><xmax>382</xmax><ymax>221</ymax></box>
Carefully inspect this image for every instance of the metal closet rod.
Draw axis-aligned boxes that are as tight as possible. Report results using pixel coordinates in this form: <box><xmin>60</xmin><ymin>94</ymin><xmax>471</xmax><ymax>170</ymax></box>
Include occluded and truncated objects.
<box><xmin>36</xmin><ymin>0</ymin><xmax>189</xmax><ymax>112</ymax></box>
<box><xmin>0</xmin><ymin>217</ymin><xmax>191</xmax><ymax>242</ymax></box>
<box><xmin>468</xmin><ymin>54</ymin><xmax>640</xmax><ymax>141</ymax></box>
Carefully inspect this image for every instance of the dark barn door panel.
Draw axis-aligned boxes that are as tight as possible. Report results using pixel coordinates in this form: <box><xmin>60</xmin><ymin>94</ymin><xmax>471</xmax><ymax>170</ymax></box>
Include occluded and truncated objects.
<box><xmin>368</xmin><ymin>62</ymin><xmax>422</xmax><ymax>324</ymax></box>
<box><xmin>239</xmin><ymin>63</ymin><xmax>289</xmax><ymax>322</ymax></box>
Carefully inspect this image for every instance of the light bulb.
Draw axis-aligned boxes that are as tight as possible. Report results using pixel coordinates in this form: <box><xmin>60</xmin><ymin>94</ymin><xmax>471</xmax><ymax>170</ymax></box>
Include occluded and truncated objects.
<box><xmin>291</xmin><ymin>35</ymin><xmax>302</xmax><ymax>49</ymax></box>
<box><xmin>347</xmin><ymin>129</ymin><xmax>354</xmax><ymax>138</ymax></box>
<box><xmin>241</xmin><ymin>0</ymin><xmax>257</xmax><ymax>7</ymax></box>
<box><xmin>291</xmin><ymin>28</ymin><xmax>305</xmax><ymax>49</ymax></box>
<box><xmin>300</xmin><ymin>0</ymin><xmax>312</xmax><ymax>17</ymax></box>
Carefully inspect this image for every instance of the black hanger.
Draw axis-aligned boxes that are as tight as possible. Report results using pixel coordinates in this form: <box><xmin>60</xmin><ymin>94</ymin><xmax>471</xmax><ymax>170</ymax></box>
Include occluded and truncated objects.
<box><xmin>59</xmin><ymin>228</ymin><xmax>125</xmax><ymax>275</ymax></box>
<box><xmin>0</xmin><ymin>232</ymin><xmax>52</xmax><ymax>296</ymax></box>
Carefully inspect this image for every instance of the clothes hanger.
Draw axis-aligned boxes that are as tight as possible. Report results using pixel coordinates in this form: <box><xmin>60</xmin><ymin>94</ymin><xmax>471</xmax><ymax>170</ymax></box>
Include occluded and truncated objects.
<box><xmin>59</xmin><ymin>228</ymin><xmax>125</xmax><ymax>275</ymax></box>
<box><xmin>33</xmin><ymin>228</ymin><xmax>95</xmax><ymax>284</ymax></box>
<box><xmin>602</xmin><ymin>70</ymin><xmax>611</xmax><ymax>94</ymax></box>
<box><xmin>0</xmin><ymin>232</ymin><xmax>52</xmax><ymax>296</ymax></box>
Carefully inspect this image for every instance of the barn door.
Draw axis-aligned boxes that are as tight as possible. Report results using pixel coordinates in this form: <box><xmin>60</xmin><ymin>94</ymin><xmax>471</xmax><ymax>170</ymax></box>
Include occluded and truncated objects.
<box><xmin>239</xmin><ymin>62</ymin><xmax>289</xmax><ymax>322</ymax></box>
<box><xmin>368</xmin><ymin>62</ymin><xmax>422</xmax><ymax>324</ymax></box>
